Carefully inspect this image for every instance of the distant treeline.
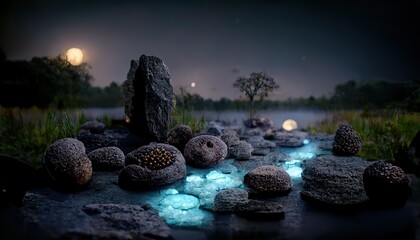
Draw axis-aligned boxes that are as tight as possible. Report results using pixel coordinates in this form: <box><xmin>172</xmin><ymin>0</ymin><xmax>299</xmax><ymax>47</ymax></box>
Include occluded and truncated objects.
<box><xmin>0</xmin><ymin>50</ymin><xmax>418</xmax><ymax>111</ymax></box>
<box><xmin>176</xmin><ymin>80</ymin><xmax>420</xmax><ymax>112</ymax></box>
<box><xmin>0</xmin><ymin>52</ymin><xmax>123</xmax><ymax>108</ymax></box>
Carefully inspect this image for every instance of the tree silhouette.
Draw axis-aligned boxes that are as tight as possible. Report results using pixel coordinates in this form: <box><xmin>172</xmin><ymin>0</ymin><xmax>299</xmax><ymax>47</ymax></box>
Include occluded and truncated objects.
<box><xmin>233</xmin><ymin>72</ymin><xmax>279</xmax><ymax>118</ymax></box>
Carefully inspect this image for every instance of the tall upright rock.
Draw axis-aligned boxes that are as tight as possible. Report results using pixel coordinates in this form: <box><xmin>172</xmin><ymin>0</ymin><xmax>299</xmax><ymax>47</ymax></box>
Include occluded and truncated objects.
<box><xmin>123</xmin><ymin>55</ymin><xmax>173</xmax><ymax>143</ymax></box>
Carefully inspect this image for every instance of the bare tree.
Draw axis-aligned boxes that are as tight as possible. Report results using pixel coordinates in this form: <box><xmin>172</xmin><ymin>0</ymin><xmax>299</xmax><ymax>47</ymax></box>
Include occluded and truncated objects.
<box><xmin>233</xmin><ymin>72</ymin><xmax>279</xmax><ymax>118</ymax></box>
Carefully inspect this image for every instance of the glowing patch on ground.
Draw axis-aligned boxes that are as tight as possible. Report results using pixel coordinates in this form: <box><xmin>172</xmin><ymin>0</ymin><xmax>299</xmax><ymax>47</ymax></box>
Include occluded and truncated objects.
<box><xmin>303</xmin><ymin>139</ymin><xmax>310</xmax><ymax>145</ymax></box>
<box><xmin>285</xmin><ymin>166</ymin><xmax>303</xmax><ymax>179</ymax></box>
<box><xmin>160</xmin><ymin>194</ymin><xmax>200</xmax><ymax>210</ymax></box>
<box><xmin>288</xmin><ymin>151</ymin><xmax>315</xmax><ymax>160</ymax></box>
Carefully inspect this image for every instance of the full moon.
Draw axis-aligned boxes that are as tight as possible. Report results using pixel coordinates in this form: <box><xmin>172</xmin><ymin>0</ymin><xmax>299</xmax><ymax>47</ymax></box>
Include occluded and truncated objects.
<box><xmin>191</xmin><ymin>82</ymin><xmax>196</xmax><ymax>88</ymax></box>
<box><xmin>282</xmin><ymin>119</ymin><xmax>298</xmax><ymax>131</ymax></box>
<box><xmin>66</xmin><ymin>48</ymin><xmax>84</xmax><ymax>66</ymax></box>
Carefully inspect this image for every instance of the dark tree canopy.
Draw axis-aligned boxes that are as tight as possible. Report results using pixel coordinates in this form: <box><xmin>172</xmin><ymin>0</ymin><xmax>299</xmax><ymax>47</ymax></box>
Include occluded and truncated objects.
<box><xmin>233</xmin><ymin>72</ymin><xmax>279</xmax><ymax>118</ymax></box>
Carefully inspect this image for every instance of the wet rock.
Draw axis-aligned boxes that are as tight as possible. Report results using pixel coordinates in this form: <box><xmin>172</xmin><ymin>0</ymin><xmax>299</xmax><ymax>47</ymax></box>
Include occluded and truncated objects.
<box><xmin>244</xmin><ymin>165</ymin><xmax>292</xmax><ymax>195</ymax></box>
<box><xmin>363</xmin><ymin>161</ymin><xmax>412</xmax><ymax>207</ymax></box>
<box><xmin>184</xmin><ymin>135</ymin><xmax>228</xmax><ymax>168</ymax></box>
<box><xmin>244</xmin><ymin>136</ymin><xmax>276</xmax><ymax>155</ymax></box>
<box><xmin>80</xmin><ymin>120</ymin><xmax>106</xmax><ymax>134</ymax></box>
<box><xmin>43</xmin><ymin>138</ymin><xmax>92</xmax><ymax>188</ymax></box>
<box><xmin>395</xmin><ymin>130</ymin><xmax>420</xmax><ymax>175</ymax></box>
<box><xmin>119</xmin><ymin>143</ymin><xmax>186</xmax><ymax>189</ymax></box>
<box><xmin>77</xmin><ymin>204</ymin><xmax>171</xmax><ymax>239</ymax></box>
<box><xmin>332</xmin><ymin>123</ymin><xmax>362</xmax><ymax>156</ymax></box>
<box><xmin>214</xmin><ymin>188</ymin><xmax>249</xmax><ymax>213</ymax></box>
<box><xmin>301</xmin><ymin>155</ymin><xmax>372</xmax><ymax>208</ymax></box>
<box><xmin>230</xmin><ymin>141</ymin><xmax>254</xmax><ymax>160</ymax></box>
<box><xmin>122</xmin><ymin>55</ymin><xmax>173</xmax><ymax>142</ymax></box>
<box><xmin>269</xmin><ymin>130</ymin><xmax>309</xmax><ymax>147</ymax></box>
<box><xmin>167</xmin><ymin>124</ymin><xmax>193</xmax><ymax>152</ymax></box>
<box><xmin>88</xmin><ymin>146</ymin><xmax>125</xmax><ymax>171</ymax></box>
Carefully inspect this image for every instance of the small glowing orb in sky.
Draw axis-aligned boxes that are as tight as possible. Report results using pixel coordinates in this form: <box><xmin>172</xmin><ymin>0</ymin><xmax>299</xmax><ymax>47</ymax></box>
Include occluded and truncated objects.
<box><xmin>191</xmin><ymin>82</ymin><xmax>196</xmax><ymax>88</ymax></box>
<box><xmin>66</xmin><ymin>48</ymin><xmax>84</xmax><ymax>66</ymax></box>
<box><xmin>282</xmin><ymin>119</ymin><xmax>298</xmax><ymax>131</ymax></box>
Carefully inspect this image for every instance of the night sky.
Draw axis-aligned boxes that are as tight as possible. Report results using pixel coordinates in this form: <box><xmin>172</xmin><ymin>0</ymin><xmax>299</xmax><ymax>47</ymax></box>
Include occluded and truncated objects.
<box><xmin>1</xmin><ymin>0</ymin><xmax>419</xmax><ymax>100</ymax></box>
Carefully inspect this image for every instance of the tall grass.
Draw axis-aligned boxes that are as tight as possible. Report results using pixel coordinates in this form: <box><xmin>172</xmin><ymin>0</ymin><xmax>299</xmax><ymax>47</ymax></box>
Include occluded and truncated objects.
<box><xmin>308</xmin><ymin>109</ymin><xmax>420</xmax><ymax>161</ymax></box>
<box><xmin>0</xmin><ymin>108</ymin><xmax>84</xmax><ymax>167</ymax></box>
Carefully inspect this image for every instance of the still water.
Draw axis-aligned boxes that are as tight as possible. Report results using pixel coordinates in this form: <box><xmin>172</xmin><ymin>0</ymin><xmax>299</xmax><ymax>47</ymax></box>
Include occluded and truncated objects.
<box><xmin>81</xmin><ymin>108</ymin><xmax>327</xmax><ymax>129</ymax></box>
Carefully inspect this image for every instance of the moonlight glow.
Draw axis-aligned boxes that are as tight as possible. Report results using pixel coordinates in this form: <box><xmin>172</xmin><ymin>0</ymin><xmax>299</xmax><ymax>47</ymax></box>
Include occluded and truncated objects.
<box><xmin>282</xmin><ymin>119</ymin><xmax>298</xmax><ymax>131</ymax></box>
<box><xmin>191</xmin><ymin>82</ymin><xmax>196</xmax><ymax>88</ymax></box>
<box><xmin>66</xmin><ymin>48</ymin><xmax>84</xmax><ymax>66</ymax></box>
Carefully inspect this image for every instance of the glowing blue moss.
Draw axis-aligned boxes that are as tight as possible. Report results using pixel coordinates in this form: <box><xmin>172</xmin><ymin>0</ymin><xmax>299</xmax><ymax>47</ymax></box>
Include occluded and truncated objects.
<box><xmin>288</xmin><ymin>151</ymin><xmax>315</xmax><ymax>160</ymax></box>
<box><xmin>303</xmin><ymin>139</ymin><xmax>311</xmax><ymax>145</ymax></box>
<box><xmin>284</xmin><ymin>165</ymin><xmax>303</xmax><ymax>179</ymax></box>
<box><xmin>161</xmin><ymin>188</ymin><xmax>179</xmax><ymax>195</ymax></box>
<box><xmin>160</xmin><ymin>194</ymin><xmax>200</xmax><ymax>210</ymax></box>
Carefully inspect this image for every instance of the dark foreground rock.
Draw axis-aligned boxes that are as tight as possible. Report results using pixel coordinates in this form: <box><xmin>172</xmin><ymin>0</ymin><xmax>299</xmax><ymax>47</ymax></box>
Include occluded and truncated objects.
<box><xmin>80</xmin><ymin>120</ymin><xmax>106</xmax><ymax>134</ymax></box>
<box><xmin>244</xmin><ymin>165</ymin><xmax>291</xmax><ymax>195</ymax></box>
<box><xmin>122</xmin><ymin>55</ymin><xmax>173</xmax><ymax>142</ymax></box>
<box><xmin>395</xmin><ymin>130</ymin><xmax>420</xmax><ymax>175</ymax></box>
<box><xmin>332</xmin><ymin>123</ymin><xmax>362</xmax><ymax>156</ymax></box>
<box><xmin>363</xmin><ymin>161</ymin><xmax>412</xmax><ymax>207</ymax></box>
<box><xmin>167</xmin><ymin>124</ymin><xmax>193</xmax><ymax>152</ymax></box>
<box><xmin>77</xmin><ymin>129</ymin><xmax>126</xmax><ymax>153</ymax></box>
<box><xmin>184</xmin><ymin>135</ymin><xmax>228</xmax><ymax>168</ymax></box>
<box><xmin>301</xmin><ymin>155</ymin><xmax>373</xmax><ymax>208</ymax></box>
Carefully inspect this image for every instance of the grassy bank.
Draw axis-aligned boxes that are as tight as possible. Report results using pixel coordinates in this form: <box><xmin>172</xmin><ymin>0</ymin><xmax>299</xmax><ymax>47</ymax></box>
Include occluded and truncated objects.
<box><xmin>308</xmin><ymin>110</ymin><xmax>420</xmax><ymax>161</ymax></box>
<box><xmin>0</xmin><ymin>108</ymin><xmax>88</xmax><ymax>167</ymax></box>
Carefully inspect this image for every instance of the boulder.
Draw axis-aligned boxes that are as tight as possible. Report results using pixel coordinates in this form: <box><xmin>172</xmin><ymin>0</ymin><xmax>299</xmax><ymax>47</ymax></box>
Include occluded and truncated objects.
<box><xmin>184</xmin><ymin>135</ymin><xmax>228</xmax><ymax>168</ymax></box>
<box><xmin>221</xmin><ymin>130</ymin><xmax>240</xmax><ymax>147</ymax></box>
<box><xmin>301</xmin><ymin>155</ymin><xmax>372</xmax><ymax>208</ymax></box>
<box><xmin>269</xmin><ymin>130</ymin><xmax>309</xmax><ymax>147</ymax></box>
<box><xmin>244</xmin><ymin>165</ymin><xmax>291</xmax><ymax>195</ymax></box>
<box><xmin>229</xmin><ymin>141</ymin><xmax>254</xmax><ymax>160</ymax></box>
<box><xmin>43</xmin><ymin>138</ymin><xmax>92</xmax><ymax>188</ymax></box>
<box><xmin>167</xmin><ymin>124</ymin><xmax>193</xmax><ymax>152</ymax></box>
<box><xmin>332</xmin><ymin>123</ymin><xmax>362</xmax><ymax>156</ymax></box>
<box><xmin>244</xmin><ymin>136</ymin><xmax>276</xmax><ymax>155</ymax></box>
<box><xmin>363</xmin><ymin>161</ymin><xmax>412</xmax><ymax>207</ymax></box>
<box><xmin>214</xmin><ymin>188</ymin><xmax>249</xmax><ymax>213</ymax></box>
<box><xmin>119</xmin><ymin>143</ymin><xmax>186</xmax><ymax>189</ymax></box>
<box><xmin>87</xmin><ymin>146</ymin><xmax>125</xmax><ymax>171</ymax></box>
<box><xmin>122</xmin><ymin>55</ymin><xmax>173</xmax><ymax>142</ymax></box>
<box><xmin>77</xmin><ymin>129</ymin><xmax>123</xmax><ymax>153</ymax></box>
<box><xmin>79</xmin><ymin>204</ymin><xmax>171</xmax><ymax>239</ymax></box>
<box><xmin>80</xmin><ymin>120</ymin><xmax>105</xmax><ymax>134</ymax></box>
<box><xmin>243</xmin><ymin>117</ymin><xmax>273</xmax><ymax>129</ymax></box>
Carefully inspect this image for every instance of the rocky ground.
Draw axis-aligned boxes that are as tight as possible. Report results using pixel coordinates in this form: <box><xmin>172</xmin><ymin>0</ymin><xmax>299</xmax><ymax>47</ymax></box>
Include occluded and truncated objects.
<box><xmin>0</xmin><ymin>121</ymin><xmax>419</xmax><ymax>240</ymax></box>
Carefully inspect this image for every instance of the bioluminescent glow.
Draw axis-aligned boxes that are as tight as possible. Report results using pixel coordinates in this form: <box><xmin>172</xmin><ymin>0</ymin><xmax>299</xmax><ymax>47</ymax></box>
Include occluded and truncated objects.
<box><xmin>183</xmin><ymin>170</ymin><xmax>243</xmax><ymax>209</ymax></box>
<box><xmin>288</xmin><ymin>151</ymin><xmax>315</xmax><ymax>160</ymax></box>
<box><xmin>160</xmin><ymin>194</ymin><xmax>200</xmax><ymax>210</ymax></box>
<box><xmin>303</xmin><ymin>139</ymin><xmax>310</xmax><ymax>145</ymax></box>
<box><xmin>282</xmin><ymin>119</ymin><xmax>298</xmax><ymax>131</ymax></box>
<box><xmin>284</xmin><ymin>165</ymin><xmax>303</xmax><ymax>179</ymax></box>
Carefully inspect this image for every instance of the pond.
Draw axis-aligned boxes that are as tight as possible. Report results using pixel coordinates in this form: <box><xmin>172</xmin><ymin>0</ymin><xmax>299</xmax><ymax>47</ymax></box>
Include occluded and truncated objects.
<box><xmin>81</xmin><ymin>108</ymin><xmax>327</xmax><ymax>129</ymax></box>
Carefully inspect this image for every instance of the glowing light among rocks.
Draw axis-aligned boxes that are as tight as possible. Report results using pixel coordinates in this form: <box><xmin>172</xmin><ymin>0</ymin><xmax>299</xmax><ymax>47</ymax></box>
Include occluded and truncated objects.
<box><xmin>285</xmin><ymin>165</ymin><xmax>303</xmax><ymax>179</ymax></box>
<box><xmin>303</xmin><ymin>139</ymin><xmax>310</xmax><ymax>145</ymax></box>
<box><xmin>160</xmin><ymin>194</ymin><xmax>200</xmax><ymax>210</ymax></box>
<box><xmin>282</xmin><ymin>119</ymin><xmax>298</xmax><ymax>131</ymax></box>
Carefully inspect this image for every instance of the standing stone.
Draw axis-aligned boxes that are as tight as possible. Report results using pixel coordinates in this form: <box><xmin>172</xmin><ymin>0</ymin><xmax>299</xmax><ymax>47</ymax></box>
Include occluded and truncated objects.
<box><xmin>122</xmin><ymin>55</ymin><xmax>173</xmax><ymax>142</ymax></box>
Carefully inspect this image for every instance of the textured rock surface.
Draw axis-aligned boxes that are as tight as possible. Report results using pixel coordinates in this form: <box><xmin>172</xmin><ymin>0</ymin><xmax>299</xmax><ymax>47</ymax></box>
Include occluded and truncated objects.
<box><xmin>269</xmin><ymin>130</ymin><xmax>309</xmax><ymax>147</ymax></box>
<box><xmin>229</xmin><ymin>141</ymin><xmax>254</xmax><ymax>160</ymax></box>
<box><xmin>120</xmin><ymin>143</ymin><xmax>186</xmax><ymax>189</ymax></box>
<box><xmin>244</xmin><ymin>165</ymin><xmax>291</xmax><ymax>194</ymax></box>
<box><xmin>167</xmin><ymin>124</ymin><xmax>193</xmax><ymax>152</ymax></box>
<box><xmin>301</xmin><ymin>155</ymin><xmax>372</xmax><ymax>207</ymax></box>
<box><xmin>122</xmin><ymin>55</ymin><xmax>173</xmax><ymax>142</ymax></box>
<box><xmin>214</xmin><ymin>188</ymin><xmax>249</xmax><ymax>212</ymax></box>
<box><xmin>80</xmin><ymin>120</ymin><xmax>106</xmax><ymax>134</ymax></box>
<box><xmin>43</xmin><ymin>138</ymin><xmax>92</xmax><ymax>188</ymax></box>
<box><xmin>184</xmin><ymin>135</ymin><xmax>228</xmax><ymax>168</ymax></box>
<box><xmin>243</xmin><ymin>117</ymin><xmax>273</xmax><ymax>129</ymax></box>
<box><xmin>244</xmin><ymin>136</ymin><xmax>277</xmax><ymax>155</ymax></box>
<box><xmin>332</xmin><ymin>123</ymin><xmax>362</xmax><ymax>156</ymax></box>
<box><xmin>77</xmin><ymin>129</ymin><xmax>125</xmax><ymax>153</ymax></box>
<box><xmin>221</xmin><ymin>130</ymin><xmax>240</xmax><ymax>147</ymax></box>
<box><xmin>79</xmin><ymin>204</ymin><xmax>171</xmax><ymax>239</ymax></box>
<box><xmin>88</xmin><ymin>146</ymin><xmax>125</xmax><ymax>171</ymax></box>
<box><xmin>363</xmin><ymin>161</ymin><xmax>412</xmax><ymax>207</ymax></box>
